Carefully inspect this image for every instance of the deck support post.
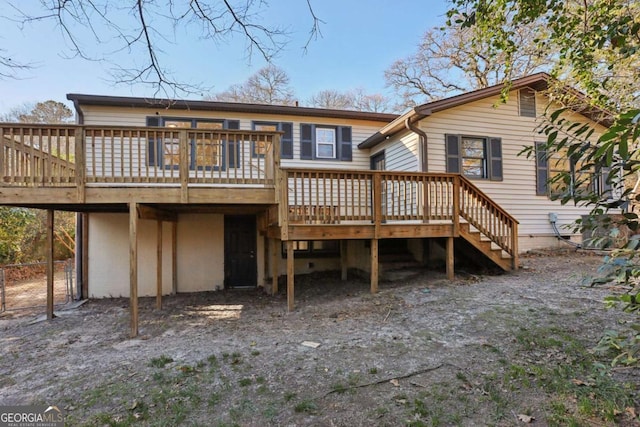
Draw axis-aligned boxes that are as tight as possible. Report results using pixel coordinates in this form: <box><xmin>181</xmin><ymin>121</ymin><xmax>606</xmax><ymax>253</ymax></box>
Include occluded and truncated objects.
<box><xmin>171</xmin><ymin>221</ymin><xmax>178</xmax><ymax>294</ymax></box>
<box><xmin>340</xmin><ymin>240</ymin><xmax>348</xmax><ymax>281</ymax></box>
<box><xmin>81</xmin><ymin>213</ymin><xmax>89</xmax><ymax>299</ymax></box>
<box><xmin>129</xmin><ymin>202</ymin><xmax>139</xmax><ymax>338</ymax></box>
<box><xmin>511</xmin><ymin>222</ymin><xmax>519</xmax><ymax>270</ymax></box>
<box><xmin>46</xmin><ymin>209</ymin><xmax>55</xmax><ymax>320</ymax></box>
<box><xmin>446</xmin><ymin>236</ymin><xmax>454</xmax><ymax>280</ymax></box>
<box><xmin>286</xmin><ymin>240</ymin><xmax>294</xmax><ymax>311</ymax></box>
<box><xmin>370</xmin><ymin>239</ymin><xmax>379</xmax><ymax>293</ymax></box>
<box><xmin>156</xmin><ymin>220</ymin><xmax>163</xmax><ymax>310</ymax></box>
<box><xmin>271</xmin><ymin>238</ymin><xmax>279</xmax><ymax>295</ymax></box>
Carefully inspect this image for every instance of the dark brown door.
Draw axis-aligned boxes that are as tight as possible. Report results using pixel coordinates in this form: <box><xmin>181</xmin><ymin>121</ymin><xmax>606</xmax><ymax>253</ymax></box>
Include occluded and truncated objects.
<box><xmin>224</xmin><ymin>215</ymin><xmax>257</xmax><ymax>288</ymax></box>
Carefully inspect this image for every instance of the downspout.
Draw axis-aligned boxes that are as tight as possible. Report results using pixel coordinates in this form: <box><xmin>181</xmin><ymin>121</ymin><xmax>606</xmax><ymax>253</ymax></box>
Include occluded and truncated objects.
<box><xmin>72</xmin><ymin>99</ymin><xmax>85</xmax><ymax>299</ymax></box>
<box><xmin>404</xmin><ymin>117</ymin><xmax>428</xmax><ymax>172</ymax></box>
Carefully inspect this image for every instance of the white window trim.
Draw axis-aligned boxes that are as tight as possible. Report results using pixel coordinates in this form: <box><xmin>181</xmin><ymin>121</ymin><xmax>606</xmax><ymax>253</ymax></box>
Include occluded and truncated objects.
<box><xmin>461</xmin><ymin>136</ymin><xmax>488</xmax><ymax>179</ymax></box>
<box><xmin>315</xmin><ymin>127</ymin><xmax>336</xmax><ymax>159</ymax></box>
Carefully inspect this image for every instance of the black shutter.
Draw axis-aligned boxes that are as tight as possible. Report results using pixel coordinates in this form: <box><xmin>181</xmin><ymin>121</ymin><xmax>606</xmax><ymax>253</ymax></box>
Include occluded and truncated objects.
<box><xmin>338</xmin><ymin>126</ymin><xmax>352</xmax><ymax>161</ymax></box>
<box><xmin>225</xmin><ymin>120</ymin><xmax>240</xmax><ymax>130</ymax></box>
<box><xmin>300</xmin><ymin>124</ymin><xmax>314</xmax><ymax>160</ymax></box>
<box><xmin>600</xmin><ymin>166</ymin><xmax>613</xmax><ymax>199</ymax></box>
<box><xmin>535</xmin><ymin>142</ymin><xmax>548</xmax><ymax>196</ymax></box>
<box><xmin>489</xmin><ymin>137</ymin><xmax>503</xmax><ymax>181</ymax></box>
<box><xmin>146</xmin><ymin>116</ymin><xmax>160</xmax><ymax>166</ymax></box>
<box><xmin>445</xmin><ymin>134</ymin><xmax>460</xmax><ymax>173</ymax></box>
<box><xmin>223</xmin><ymin>120</ymin><xmax>239</xmax><ymax>168</ymax></box>
<box><xmin>281</xmin><ymin>122</ymin><xmax>293</xmax><ymax>159</ymax></box>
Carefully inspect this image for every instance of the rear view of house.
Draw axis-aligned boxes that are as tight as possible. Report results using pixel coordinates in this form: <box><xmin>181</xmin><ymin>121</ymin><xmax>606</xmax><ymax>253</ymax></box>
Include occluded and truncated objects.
<box><xmin>0</xmin><ymin>73</ymin><xmax>610</xmax><ymax>336</ymax></box>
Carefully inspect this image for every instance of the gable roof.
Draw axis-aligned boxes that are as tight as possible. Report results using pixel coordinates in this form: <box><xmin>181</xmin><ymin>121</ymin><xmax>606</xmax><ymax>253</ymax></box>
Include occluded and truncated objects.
<box><xmin>358</xmin><ymin>72</ymin><xmax>613</xmax><ymax>149</ymax></box>
<box><xmin>66</xmin><ymin>93</ymin><xmax>399</xmax><ymax>123</ymax></box>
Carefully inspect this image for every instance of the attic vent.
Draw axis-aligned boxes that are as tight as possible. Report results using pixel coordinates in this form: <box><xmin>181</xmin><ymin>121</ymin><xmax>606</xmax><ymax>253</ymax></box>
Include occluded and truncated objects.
<box><xmin>519</xmin><ymin>88</ymin><xmax>536</xmax><ymax>118</ymax></box>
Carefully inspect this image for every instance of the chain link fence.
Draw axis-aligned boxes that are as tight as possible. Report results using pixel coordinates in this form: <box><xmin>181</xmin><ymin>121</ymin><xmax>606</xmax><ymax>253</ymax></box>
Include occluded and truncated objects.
<box><xmin>0</xmin><ymin>259</ymin><xmax>74</xmax><ymax>313</ymax></box>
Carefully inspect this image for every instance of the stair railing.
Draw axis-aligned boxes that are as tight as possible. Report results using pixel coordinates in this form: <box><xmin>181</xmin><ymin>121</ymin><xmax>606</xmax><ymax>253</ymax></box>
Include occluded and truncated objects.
<box><xmin>457</xmin><ymin>175</ymin><xmax>519</xmax><ymax>260</ymax></box>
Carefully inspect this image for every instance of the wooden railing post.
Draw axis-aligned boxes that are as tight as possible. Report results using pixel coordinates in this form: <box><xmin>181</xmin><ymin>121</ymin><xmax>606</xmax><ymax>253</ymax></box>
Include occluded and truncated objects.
<box><xmin>373</xmin><ymin>172</ymin><xmax>382</xmax><ymax>238</ymax></box>
<box><xmin>279</xmin><ymin>169</ymin><xmax>289</xmax><ymax>241</ymax></box>
<box><xmin>75</xmin><ymin>126</ymin><xmax>86</xmax><ymax>203</ymax></box>
<box><xmin>452</xmin><ymin>176</ymin><xmax>460</xmax><ymax>237</ymax></box>
<box><xmin>179</xmin><ymin>130</ymin><xmax>189</xmax><ymax>203</ymax></box>
<box><xmin>271</xmin><ymin>133</ymin><xmax>281</xmax><ymax>185</ymax></box>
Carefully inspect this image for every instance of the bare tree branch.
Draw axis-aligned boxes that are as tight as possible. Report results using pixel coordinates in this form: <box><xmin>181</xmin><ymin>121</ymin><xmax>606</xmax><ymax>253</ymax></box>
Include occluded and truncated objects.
<box><xmin>307</xmin><ymin>88</ymin><xmax>392</xmax><ymax>112</ymax></box>
<box><xmin>206</xmin><ymin>64</ymin><xmax>296</xmax><ymax>105</ymax></box>
<box><xmin>2</xmin><ymin>1</ymin><xmax>321</xmax><ymax>96</ymax></box>
<box><xmin>385</xmin><ymin>20</ymin><xmax>551</xmax><ymax>109</ymax></box>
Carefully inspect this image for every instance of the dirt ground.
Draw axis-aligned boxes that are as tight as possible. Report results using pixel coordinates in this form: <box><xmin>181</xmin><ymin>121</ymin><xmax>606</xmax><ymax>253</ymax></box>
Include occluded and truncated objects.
<box><xmin>0</xmin><ymin>250</ymin><xmax>639</xmax><ymax>426</ymax></box>
<box><xmin>2</xmin><ymin>270</ymin><xmax>71</xmax><ymax>311</ymax></box>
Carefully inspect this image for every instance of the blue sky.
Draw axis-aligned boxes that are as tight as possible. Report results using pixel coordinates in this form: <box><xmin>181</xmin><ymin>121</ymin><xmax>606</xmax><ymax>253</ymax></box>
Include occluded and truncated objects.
<box><xmin>0</xmin><ymin>1</ymin><xmax>451</xmax><ymax>114</ymax></box>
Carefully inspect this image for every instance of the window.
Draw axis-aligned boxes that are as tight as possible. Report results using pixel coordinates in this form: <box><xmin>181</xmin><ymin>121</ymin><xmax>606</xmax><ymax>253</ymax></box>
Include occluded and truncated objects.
<box><xmin>251</xmin><ymin>121</ymin><xmax>293</xmax><ymax>159</ymax></box>
<box><xmin>535</xmin><ymin>142</ymin><xmax>611</xmax><ymax>198</ymax></box>
<box><xmin>281</xmin><ymin>240</ymin><xmax>340</xmax><ymax>258</ymax></box>
<box><xmin>316</xmin><ymin>127</ymin><xmax>336</xmax><ymax>158</ymax></box>
<box><xmin>445</xmin><ymin>134</ymin><xmax>502</xmax><ymax>180</ymax></box>
<box><xmin>519</xmin><ymin>88</ymin><xmax>536</xmax><ymax>118</ymax></box>
<box><xmin>146</xmin><ymin>117</ymin><xmax>239</xmax><ymax>170</ymax></box>
<box><xmin>461</xmin><ymin>137</ymin><xmax>486</xmax><ymax>178</ymax></box>
<box><xmin>300</xmin><ymin>124</ymin><xmax>352</xmax><ymax>161</ymax></box>
<box><xmin>194</xmin><ymin>121</ymin><xmax>224</xmax><ymax>169</ymax></box>
<box><xmin>371</xmin><ymin>151</ymin><xmax>385</xmax><ymax>170</ymax></box>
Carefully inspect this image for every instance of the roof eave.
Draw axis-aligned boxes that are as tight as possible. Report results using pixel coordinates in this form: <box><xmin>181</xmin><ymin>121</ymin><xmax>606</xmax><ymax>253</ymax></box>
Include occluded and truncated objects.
<box><xmin>358</xmin><ymin>108</ymin><xmax>425</xmax><ymax>149</ymax></box>
<box><xmin>66</xmin><ymin>93</ymin><xmax>399</xmax><ymax>123</ymax></box>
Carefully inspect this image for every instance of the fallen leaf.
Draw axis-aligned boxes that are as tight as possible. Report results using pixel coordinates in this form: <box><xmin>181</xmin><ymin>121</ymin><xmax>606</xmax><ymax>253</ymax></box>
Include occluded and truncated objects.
<box><xmin>626</xmin><ymin>407</ymin><xmax>637</xmax><ymax>418</ymax></box>
<box><xmin>301</xmin><ymin>341</ymin><xmax>321</xmax><ymax>348</ymax></box>
<box><xmin>517</xmin><ymin>414</ymin><xmax>534</xmax><ymax>423</ymax></box>
<box><xmin>390</xmin><ymin>379</ymin><xmax>399</xmax><ymax>387</ymax></box>
<box><xmin>571</xmin><ymin>378</ymin><xmax>586</xmax><ymax>386</ymax></box>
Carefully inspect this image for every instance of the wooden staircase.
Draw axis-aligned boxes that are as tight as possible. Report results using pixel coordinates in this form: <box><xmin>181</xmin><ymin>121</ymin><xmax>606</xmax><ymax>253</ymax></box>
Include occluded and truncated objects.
<box><xmin>459</xmin><ymin>223</ymin><xmax>515</xmax><ymax>271</ymax></box>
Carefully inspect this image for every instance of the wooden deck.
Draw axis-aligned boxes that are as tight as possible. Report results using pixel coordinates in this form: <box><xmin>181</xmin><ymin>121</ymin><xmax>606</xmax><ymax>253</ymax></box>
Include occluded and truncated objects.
<box><xmin>1</xmin><ymin>124</ymin><xmax>519</xmax><ymax>336</ymax></box>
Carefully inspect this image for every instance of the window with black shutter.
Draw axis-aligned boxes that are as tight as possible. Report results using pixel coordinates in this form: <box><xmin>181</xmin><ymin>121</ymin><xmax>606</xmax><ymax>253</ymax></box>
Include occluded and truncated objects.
<box><xmin>146</xmin><ymin>117</ymin><xmax>239</xmax><ymax>170</ymax></box>
<box><xmin>445</xmin><ymin>134</ymin><xmax>503</xmax><ymax>180</ymax></box>
<box><xmin>535</xmin><ymin>141</ymin><xmax>606</xmax><ymax>198</ymax></box>
<box><xmin>299</xmin><ymin>123</ymin><xmax>352</xmax><ymax>161</ymax></box>
<box><xmin>251</xmin><ymin>121</ymin><xmax>293</xmax><ymax>159</ymax></box>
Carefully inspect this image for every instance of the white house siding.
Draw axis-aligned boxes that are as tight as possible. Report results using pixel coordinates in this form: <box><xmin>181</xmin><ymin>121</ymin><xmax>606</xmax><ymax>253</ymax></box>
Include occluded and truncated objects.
<box><xmin>371</xmin><ymin>130</ymin><xmax>420</xmax><ymax>172</ymax></box>
<box><xmin>88</xmin><ymin>213</ymin><xmax>174</xmax><ymax>298</ymax></box>
<box><xmin>87</xmin><ymin>213</ymin><xmax>270</xmax><ymax>297</ymax></box>
<box><xmin>176</xmin><ymin>214</ymin><xmax>225</xmax><ymax>293</ymax></box>
<box><xmin>409</xmin><ymin>89</ymin><xmax>606</xmax><ymax>251</ymax></box>
<box><xmin>79</xmin><ymin>105</ymin><xmax>388</xmax><ymax>174</ymax></box>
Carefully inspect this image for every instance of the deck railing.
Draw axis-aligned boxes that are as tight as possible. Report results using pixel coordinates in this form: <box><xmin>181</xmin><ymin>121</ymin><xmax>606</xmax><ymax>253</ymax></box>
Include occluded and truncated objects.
<box><xmin>0</xmin><ymin>124</ymin><xmax>518</xmax><ymax>257</ymax></box>
<box><xmin>281</xmin><ymin>168</ymin><xmax>519</xmax><ymax>257</ymax></box>
<box><xmin>84</xmin><ymin>127</ymin><xmax>277</xmax><ymax>185</ymax></box>
<box><xmin>0</xmin><ymin>124</ymin><xmax>279</xmax><ymax>189</ymax></box>
<box><xmin>1</xmin><ymin>125</ymin><xmax>76</xmax><ymax>186</ymax></box>
<box><xmin>459</xmin><ymin>176</ymin><xmax>519</xmax><ymax>255</ymax></box>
